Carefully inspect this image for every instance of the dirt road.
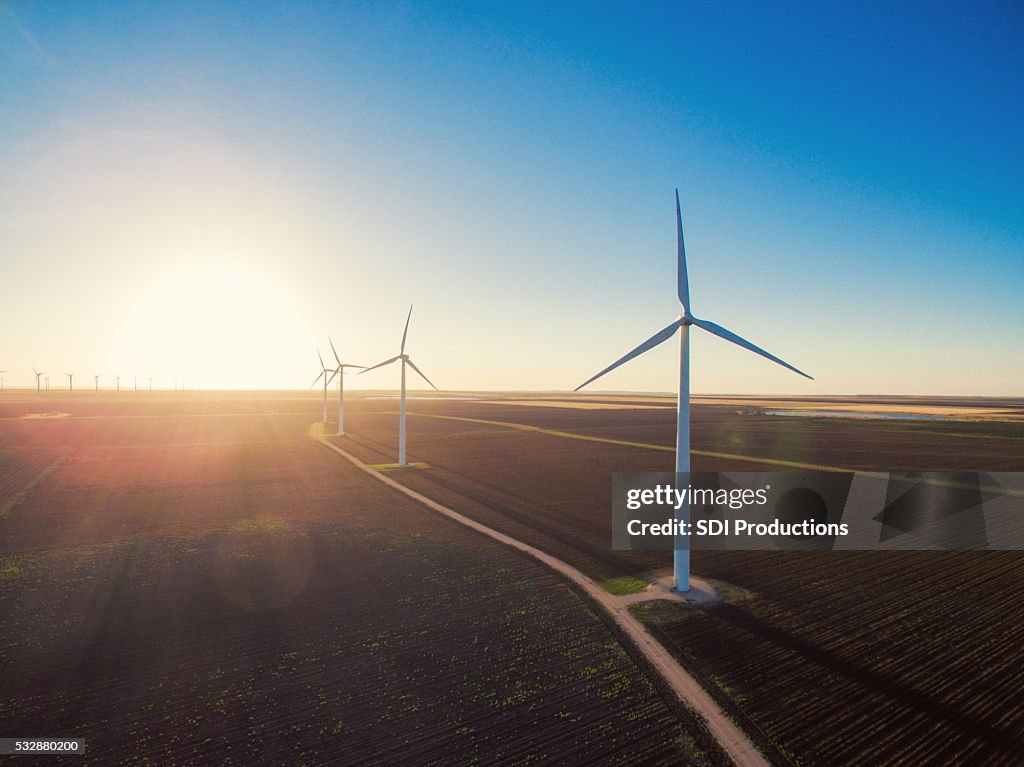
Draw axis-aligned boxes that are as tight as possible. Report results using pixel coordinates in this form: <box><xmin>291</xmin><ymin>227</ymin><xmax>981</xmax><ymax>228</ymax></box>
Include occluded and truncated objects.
<box><xmin>315</xmin><ymin>427</ymin><xmax>770</xmax><ymax>767</ymax></box>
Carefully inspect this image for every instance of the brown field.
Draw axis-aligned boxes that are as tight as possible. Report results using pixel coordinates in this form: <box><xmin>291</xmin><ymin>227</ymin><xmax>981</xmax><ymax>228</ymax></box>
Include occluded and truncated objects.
<box><xmin>332</xmin><ymin>395</ymin><xmax>1024</xmax><ymax>581</ymax></box>
<box><xmin>3</xmin><ymin>390</ymin><xmax>1023</xmax><ymax>766</ymax></box>
<box><xmin>0</xmin><ymin>393</ymin><xmax>723</xmax><ymax>766</ymax></box>
<box><xmin>329</xmin><ymin>393</ymin><xmax>1024</xmax><ymax>767</ymax></box>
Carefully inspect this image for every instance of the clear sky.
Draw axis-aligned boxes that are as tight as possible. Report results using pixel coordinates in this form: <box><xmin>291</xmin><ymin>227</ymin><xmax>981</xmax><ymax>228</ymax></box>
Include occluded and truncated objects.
<box><xmin>1</xmin><ymin>1</ymin><xmax>1021</xmax><ymax>394</ymax></box>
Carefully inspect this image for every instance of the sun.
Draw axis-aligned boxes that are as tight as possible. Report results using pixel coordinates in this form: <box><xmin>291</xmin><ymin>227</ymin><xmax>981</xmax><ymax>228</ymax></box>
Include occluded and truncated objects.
<box><xmin>122</xmin><ymin>264</ymin><xmax>310</xmax><ymax>389</ymax></box>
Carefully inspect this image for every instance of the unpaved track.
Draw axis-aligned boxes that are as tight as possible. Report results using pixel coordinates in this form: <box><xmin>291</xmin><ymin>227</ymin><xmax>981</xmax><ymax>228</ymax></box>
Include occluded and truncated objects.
<box><xmin>315</xmin><ymin>429</ymin><xmax>769</xmax><ymax>767</ymax></box>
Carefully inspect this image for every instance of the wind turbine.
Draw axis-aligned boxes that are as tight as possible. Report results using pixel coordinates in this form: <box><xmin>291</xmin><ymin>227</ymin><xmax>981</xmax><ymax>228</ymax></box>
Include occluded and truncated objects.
<box><xmin>327</xmin><ymin>337</ymin><xmax>365</xmax><ymax>437</ymax></box>
<box><xmin>312</xmin><ymin>350</ymin><xmax>337</xmax><ymax>424</ymax></box>
<box><xmin>0</xmin><ymin>370</ymin><xmax>5</xmax><ymax>392</ymax></box>
<box><xmin>66</xmin><ymin>371</ymin><xmax>74</xmax><ymax>393</ymax></box>
<box><xmin>116</xmin><ymin>375</ymin><xmax>121</xmax><ymax>392</ymax></box>
<box><xmin>94</xmin><ymin>374</ymin><xmax>100</xmax><ymax>395</ymax></box>
<box><xmin>33</xmin><ymin>368</ymin><xmax>46</xmax><ymax>399</ymax></box>
<box><xmin>575</xmin><ymin>190</ymin><xmax>813</xmax><ymax>592</ymax></box>
<box><xmin>360</xmin><ymin>305</ymin><xmax>438</xmax><ymax>466</ymax></box>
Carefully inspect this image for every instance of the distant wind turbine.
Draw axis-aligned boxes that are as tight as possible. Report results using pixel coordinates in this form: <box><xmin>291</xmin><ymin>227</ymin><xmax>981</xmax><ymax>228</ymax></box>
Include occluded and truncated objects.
<box><xmin>116</xmin><ymin>375</ymin><xmax>121</xmax><ymax>393</ymax></box>
<box><xmin>312</xmin><ymin>350</ymin><xmax>337</xmax><ymax>424</ymax></box>
<box><xmin>0</xmin><ymin>370</ymin><xmax>5</xmax><ymax>392</ymax></box>
<box><xmin>360</xmin><ymin>305</ymin><xmax>438</xmax><ymax>466</ymax></box>
<box><xmin>94</xmin><ymin>373</ymin><xmax>100</xmax><ymax>395</ymax></box>
<box><xmin>575</xmin><ymin>190</ymin><xmax>813</xmax><ymax>592</ymax></box>
<box><xmin>327</xmin><ymin>337</ymin><xmax>365</xmax><ymax>437</ymax></box>
<box><xmin>33</xmin><ymin>368</ymin><xmax>45</xmax><ymax>399</ymax></box>
<box><xmin>66</xmin><ymin>371</ymin><xmax>74</xmax><ymax>393</ymax></box>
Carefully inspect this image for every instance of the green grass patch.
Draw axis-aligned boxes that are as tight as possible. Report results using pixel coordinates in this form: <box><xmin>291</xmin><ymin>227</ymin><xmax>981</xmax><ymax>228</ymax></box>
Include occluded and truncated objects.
<box><xmin>628</xmin><ymin>600</ymin><xmax>692</xmax><ymax>626</ymax></box>
<box><xmin>600</xmin><ymin>576</ymin><xmax>650</xmax><ymax>595</ymax></box>
<box><xmin>710</xmin><ymin>675</ymin><xmax>749</xmax><ymax>704</ymax></box>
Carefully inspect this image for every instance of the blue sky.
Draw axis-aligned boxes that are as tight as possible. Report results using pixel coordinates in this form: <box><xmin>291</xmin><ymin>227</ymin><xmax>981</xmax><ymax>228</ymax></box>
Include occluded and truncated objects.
<box><xmin>1</xmin><ymin>1</ymin><xmax>1021</xmax><ymax>393</ymax></box>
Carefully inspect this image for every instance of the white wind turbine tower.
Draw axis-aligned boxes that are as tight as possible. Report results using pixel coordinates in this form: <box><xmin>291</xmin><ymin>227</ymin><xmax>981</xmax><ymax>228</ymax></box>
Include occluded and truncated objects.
<box><xmin>66</xmin><ymin>371</ymin><xmax>74</xmax><ymax>393</ymax></box>
<box><xmin>311</xmin><ymin>350</ymin><xmax>336</xmax><ymax>424</ymax></box>
<box><xmin>360</xmin><ymin>306</ymin><xmax>438</xmax><ymax>466</ymax></box>
<box><xmin>94</xmin><ymin>374</ymin><xmax>100</xmax><ymax>396</ymax></box>
<box><xmin>116</xmin><ymin>375</ymin><xmax>121</xmax><ymax>392</ymax></box>
<box><xmin>327</xmin><ymin>337</ymin><xmax>365</xmax><ymax>437</ymax></box>
<box><xmin>575</xmin><ymin>190</ymin><xmax>813</xmax><ymax>592</ymax></box>
<box><xmin>33</xmin><ymin>368</ymin><xmax>46</xmax><ymax>399</ymax></box>
<box><xmin>0</xmin><ymin>370</ymin><xmax>5</xmax><ymax>392</ymax></box>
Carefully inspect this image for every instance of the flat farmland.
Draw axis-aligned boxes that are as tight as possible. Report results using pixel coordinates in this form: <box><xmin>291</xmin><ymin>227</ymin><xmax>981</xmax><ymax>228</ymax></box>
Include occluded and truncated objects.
<box><xmin>333</xmin><ymin>394</ymin><xmax>1024</xmax><ymax>766</ymax></box>
<box><xmin>335</xmin><ymin>395</ymin><xmax>1024</xmax><ymax>578</ymax></box>
<box><xmin>0</xmin><ymin>394</ymin><xmax>722</xmax><ymax>766</ymax></box>
<box><xmin>646</xmin><ymin>550</ymin><xmax>1024</xmax><ymax>766</ymax></box>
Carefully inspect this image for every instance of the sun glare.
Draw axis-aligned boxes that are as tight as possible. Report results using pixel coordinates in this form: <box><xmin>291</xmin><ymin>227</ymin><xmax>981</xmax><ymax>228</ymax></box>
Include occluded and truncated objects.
<box><xmin>121</xmin><ymin>265</ymin><xmax>309</xmax><ymax>389</ymax></box>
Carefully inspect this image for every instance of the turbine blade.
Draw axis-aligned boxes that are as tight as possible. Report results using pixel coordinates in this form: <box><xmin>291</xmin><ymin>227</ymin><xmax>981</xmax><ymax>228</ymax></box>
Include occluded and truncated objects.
<box><xmin>575</xmin><ymin>319</ymin><xmax>681</xmax><ymax>392</ymax></box>
<box><xmin>676</xmin><ymin>189</ymin><xmax>689</xmax><ymax>312</ymax></box>
<box><xmin>358</xmin><ymin>355</ymin><xmax>401</xmax><ymax>374</ymax></box>
<box><xmin>400</xmin><ymin>305</ymin><xmax>413</xmax><ymax>354</ymax></box>
<box><xmin>341</xmin><ymin>364</ymin><xmax>366</xmax><ymax>370</ymax></box>
<box><xmin>691</xmin><ymin>318</ymin><xmax>813</xmax><ymax>380</ymax></box>
<box><xmin>329</xmin><ymin>336</ymin><xmax>342</xmax><ymax>367</ymax></box>
<box><xmin>311</xmin><ymin>370</ymin><xmax>325</xmax><ymax>387</ymax></box>
<box><xmin>317</xmin><ymin>350</ymin><xmax>326</xmax><ymax>370</ymax></box>
<box><xmin>326</xmin><ymin>369</ymin><xmax>339</xmax><ymax>386</ymax></box>
<box><xmin>406</xmin><ymin>358</ymin><xmax>438</xmax><ymax>391</ymax></box>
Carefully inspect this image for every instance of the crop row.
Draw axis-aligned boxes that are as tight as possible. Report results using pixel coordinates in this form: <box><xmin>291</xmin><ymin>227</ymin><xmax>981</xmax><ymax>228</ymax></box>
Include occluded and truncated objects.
<box><xmin>645</xmin><ymin>550</ymin><xmax>1024</xmax><ymax>766</ymax></box>
<box><xmin>0</xmin><ymin>448</ymin><xmax>64</xmax><ymax>517</ymax></box>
